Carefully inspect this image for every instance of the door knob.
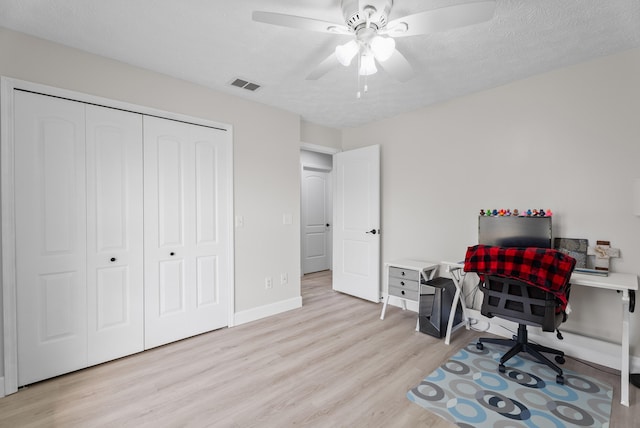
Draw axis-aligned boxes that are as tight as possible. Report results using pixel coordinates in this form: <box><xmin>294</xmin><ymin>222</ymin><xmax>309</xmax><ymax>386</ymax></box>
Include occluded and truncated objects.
<box><xmin>170</xmin><ymin>252</ymin><xmax>175</xmax><ymax>256</ymax></box>
<box><xmin>326</xmin><ymin>223</ymin><xmax>330</xmax><ymax>227</ymax></box>
<box><xmin>110</xmin><ymin>257</ymin><xmax>117</xmax><ymax>263</ymax></box>
<box><xmin>366</xmin><ymin>229</ymin><xmax>377</xmax><ymax>235</ymax></box>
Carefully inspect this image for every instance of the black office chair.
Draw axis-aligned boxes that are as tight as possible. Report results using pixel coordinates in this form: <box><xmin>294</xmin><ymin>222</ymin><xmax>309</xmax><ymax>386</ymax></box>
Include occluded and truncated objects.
<box><xmin>475</xmin><ymin>274</ymin><xmax>571</xmax><ymax>384</ymax></box>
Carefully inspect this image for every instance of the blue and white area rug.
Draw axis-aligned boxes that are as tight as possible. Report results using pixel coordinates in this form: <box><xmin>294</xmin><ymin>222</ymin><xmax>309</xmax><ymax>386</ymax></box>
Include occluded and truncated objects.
<box><xmin>407</xmin><ymin>342</ymin><xmax>613</xmax><ymax>427</ymax></box>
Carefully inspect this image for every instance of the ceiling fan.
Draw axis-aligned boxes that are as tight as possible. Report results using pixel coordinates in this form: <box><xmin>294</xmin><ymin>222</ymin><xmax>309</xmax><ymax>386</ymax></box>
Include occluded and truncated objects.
<box><xmin>252</xmin><ymin>0</ymin><xmax>496</xmax><ymax>85</ymax></box>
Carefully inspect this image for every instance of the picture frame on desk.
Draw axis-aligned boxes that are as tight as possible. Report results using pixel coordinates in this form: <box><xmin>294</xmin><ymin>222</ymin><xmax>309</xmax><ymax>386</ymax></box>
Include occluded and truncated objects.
<box><xmin>554</xmin><ymin>237</ymin><xmax>588</xmax><ymax>268</ymax></box>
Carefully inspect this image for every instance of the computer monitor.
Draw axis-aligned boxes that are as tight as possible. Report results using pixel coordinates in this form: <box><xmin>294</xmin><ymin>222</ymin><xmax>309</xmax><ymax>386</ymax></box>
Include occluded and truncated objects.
<box><xmin>478</xmin><ymin>215</ymin><xmax>552</xmax><ymax>248</ymax></box>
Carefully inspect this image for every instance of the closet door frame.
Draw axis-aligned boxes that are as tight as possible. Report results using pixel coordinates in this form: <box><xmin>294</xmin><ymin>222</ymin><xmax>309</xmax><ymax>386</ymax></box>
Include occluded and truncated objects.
<box><xmin>0</xmin><ymin>77</ymin><xmax>235</xmax><ymax>396</ymax></box>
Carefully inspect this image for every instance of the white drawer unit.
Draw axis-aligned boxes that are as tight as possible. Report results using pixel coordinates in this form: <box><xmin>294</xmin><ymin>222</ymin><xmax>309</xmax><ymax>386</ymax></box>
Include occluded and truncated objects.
<box><xmin>380</xmin><ymin>259</ymin><xmax>439</xmax><ymax>331</ymax></box>
<box><xmin>388</xmin><ymin>272</ymin><xmax>420</xmax><ymax>300</ymax></box>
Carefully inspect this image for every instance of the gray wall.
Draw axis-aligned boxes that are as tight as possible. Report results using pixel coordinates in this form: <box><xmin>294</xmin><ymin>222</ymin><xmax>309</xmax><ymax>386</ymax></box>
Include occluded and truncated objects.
<box><xmin>301</xmin><ymin>120</ymin><xmax>342</xmax><ymax>149</ymax></box>
<box><xmin>343</xmin><ymin>48</ymin><xmax>640</xmax><ymax>356</ymax></box>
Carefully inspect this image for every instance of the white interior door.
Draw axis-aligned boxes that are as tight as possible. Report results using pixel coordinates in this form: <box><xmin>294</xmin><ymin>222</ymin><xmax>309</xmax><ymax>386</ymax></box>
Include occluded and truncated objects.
<box><xmin>332</xmin><ymin>145</ymin><xmax>381</xmax><ymax>303</ymax></box>
<box><xmin>14</xmin><ymin>91</ymin><xmax>88</xmax><ymax>386</ymax></box>
<box><xmin>144</xmin><ymin>116</ymin><xmax>230</xmax><ymax>349</ymax></box>
<box><xmin>302</xmin><ymin>169</ymin><xmax>331</xmax><ymax>274</ymax></box>
<box><xmin>85</xmin><ymin>105</ymin><xmax>144</xmax><ymax>365</ymax></box>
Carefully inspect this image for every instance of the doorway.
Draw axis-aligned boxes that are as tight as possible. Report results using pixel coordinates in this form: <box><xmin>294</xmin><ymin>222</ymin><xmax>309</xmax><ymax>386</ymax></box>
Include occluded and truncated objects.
<box><xmin>300</xmin><ymin>143</ymin><xmax>381</xmax><ymax>304</ymax></box>
<box><xmin>300</xmin><ymin>148</ymin><xmax>334</xmax><ymax>275</ymax></box>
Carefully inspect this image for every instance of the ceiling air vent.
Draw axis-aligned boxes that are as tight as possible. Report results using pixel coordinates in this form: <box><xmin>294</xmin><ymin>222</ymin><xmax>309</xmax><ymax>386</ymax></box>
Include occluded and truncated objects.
<box><xmin>230</xmin><ymin>78</ymin><xmax>261</xmax><ymax>92</ymax></box>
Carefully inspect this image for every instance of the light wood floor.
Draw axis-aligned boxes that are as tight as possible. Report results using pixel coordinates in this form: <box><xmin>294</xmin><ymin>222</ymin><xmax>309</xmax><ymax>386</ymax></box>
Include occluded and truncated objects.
<box><xmin>0</xmin><ymin>270</ymin><xmax>637</xmax><ymax>427</ymax></box>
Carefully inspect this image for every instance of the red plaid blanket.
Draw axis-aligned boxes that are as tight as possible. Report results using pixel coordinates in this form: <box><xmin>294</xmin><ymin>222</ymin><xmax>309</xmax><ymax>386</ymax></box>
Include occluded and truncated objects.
<box><xmin>463</xmin><ymin>245</ymin><xmax>576</xmax><ymax>310</ymax></box>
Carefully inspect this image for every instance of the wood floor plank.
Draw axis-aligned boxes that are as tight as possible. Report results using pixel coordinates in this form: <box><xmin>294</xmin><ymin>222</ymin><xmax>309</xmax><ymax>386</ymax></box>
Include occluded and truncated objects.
<box><xmin>0</xmin><ymin>270</ymin><xmax>637</xmax><ymax>427</ymax></box>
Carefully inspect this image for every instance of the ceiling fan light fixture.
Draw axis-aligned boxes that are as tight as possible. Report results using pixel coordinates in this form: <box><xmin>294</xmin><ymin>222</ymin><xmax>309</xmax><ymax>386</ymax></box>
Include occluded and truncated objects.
<box><xmin>370</xmin><ymin>35</ymin><xmax>395</xmax><ymax>62</ymax></box>
<box><xmin>359</xmin><ymin>53</ymin><xmax>377</xmax><ymax>76</ymax></box>
<box><xmin>335</xmin><ymin>40</ymin><xmax>360</xmax><ymax>66</ymax></box>
<box><xmin>254</xmin><ymin>0</ymin><xmax>496</xmax><ymax>85</ymax></box>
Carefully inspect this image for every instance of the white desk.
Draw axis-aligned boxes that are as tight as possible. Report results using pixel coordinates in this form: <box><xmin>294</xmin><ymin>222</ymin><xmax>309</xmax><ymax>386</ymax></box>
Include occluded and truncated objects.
<box><xmin>380</xmin><ymin>259</ymin><xmax>439</xmax><ymax>331</ymax></box>
<box><xmin>569</xmin><ymin>271</ymin><xmax>638</xmax><ymax>407</ymax></box>
<box><xmin>444</xmin><ymin>266</ymin><xmax>638</xmax><ymax>407</ymax></box>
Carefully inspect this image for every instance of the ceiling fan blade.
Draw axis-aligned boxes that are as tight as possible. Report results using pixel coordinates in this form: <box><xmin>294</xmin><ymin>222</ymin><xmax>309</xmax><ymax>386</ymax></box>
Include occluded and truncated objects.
<box><xmin>252</xmin><ymin>11</ymin><xmax>350</xmax><ymax>34</ymax></box>
<box><xmin>306</xmin><ymin>52</ymin><xmax>341</xmax><ymax>80</ymax></box>
<box><xmin>385</xmin><ymin>1</ymin><xmax>496</xmax><ymax>37</ymax></box>
<box><xmin>377</xmin><ymin>49</ymin><xmax>414</xmax><ymax>82</ymax></box>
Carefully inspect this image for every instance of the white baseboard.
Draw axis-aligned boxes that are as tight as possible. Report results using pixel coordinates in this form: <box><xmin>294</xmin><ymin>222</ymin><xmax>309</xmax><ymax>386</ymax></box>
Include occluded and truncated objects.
<box><xmin>465</xmin><ymin>308</ymin><xmax>640</xmax><ymax>373</ymax></box>
<box><xmin>233</xmin><ymin>296</ymin><xmax>302</xmax><ymax>326</ymax></box>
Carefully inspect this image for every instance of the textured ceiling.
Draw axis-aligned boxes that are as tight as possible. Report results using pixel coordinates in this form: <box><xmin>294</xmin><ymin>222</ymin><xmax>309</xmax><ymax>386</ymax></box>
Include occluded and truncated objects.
<box><xmin>1</xmin><ymin>0</ymin><xmax>639</xmax><ymax>129</ymax></box>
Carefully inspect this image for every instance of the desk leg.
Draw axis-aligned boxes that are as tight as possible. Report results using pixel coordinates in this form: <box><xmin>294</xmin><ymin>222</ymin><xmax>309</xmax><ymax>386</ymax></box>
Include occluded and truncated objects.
<box><xmin>444</xmin><ymin>270</ymin><xmax>469</xmax><ymax>345</ymax></box>
<box><xmin>380</xmin><ymin>295</ymin><xmax>390</xmax><ymax>320</ymax></box>
<box><xmin>445</xmin><ymin>285</ymin><xmax>462</xmax><ymax>345</ymax></box>
<box><xmin>621</xmin><ymin>290</ymin><xmax>631</xmax><ymax>407</ymax></box>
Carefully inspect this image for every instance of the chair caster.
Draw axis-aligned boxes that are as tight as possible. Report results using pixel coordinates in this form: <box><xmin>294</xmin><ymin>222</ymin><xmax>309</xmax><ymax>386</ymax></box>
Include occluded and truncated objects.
<box><xmin>476</xmin><ymin>342</ymin><xmax>484</xmax><ymax>350</ymax></box>
<box><xmin>556</xmin><ymin>375</ymin><xmax>564</xmax><ymax>385</ymax></box>
<box><xmin>555</xmin><ymin>355</ymin><xmax>565</xmax><ymax>365</ymax></box>
<box><xmin>498</xmin><ymin>364</ymin><xmax>506</xmax><ymax>373</ymax></box>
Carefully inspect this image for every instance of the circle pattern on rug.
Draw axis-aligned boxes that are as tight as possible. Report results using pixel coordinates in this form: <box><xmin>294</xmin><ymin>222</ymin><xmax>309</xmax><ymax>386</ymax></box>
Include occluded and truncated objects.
<box><xmin>407</xmin><ymin>342</ymin><xmax>613</xmax><ymax>428</ymax></box>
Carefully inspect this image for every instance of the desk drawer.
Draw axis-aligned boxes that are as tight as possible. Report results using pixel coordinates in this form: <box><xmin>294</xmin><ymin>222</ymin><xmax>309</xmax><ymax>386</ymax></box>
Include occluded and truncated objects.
<box><xmin>389</xmin><ymin>276</ymin><xmax>419</xmax><ymax>291</ymax></box>
<box><xmin>389</xmin><ymin>286</ymin><xmax>419</xmax><ymax>301</ymax></box>
<box><xmin>388</xmin><ymin>267</ymin><xmax>419</xmax><ymax>281</ymax></box>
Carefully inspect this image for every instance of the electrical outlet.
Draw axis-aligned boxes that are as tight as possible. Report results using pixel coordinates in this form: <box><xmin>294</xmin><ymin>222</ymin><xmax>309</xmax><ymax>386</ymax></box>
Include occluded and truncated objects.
<box><xmin>280</xmin><ymin>273</ymin><xmax>288</xmax><ymax>285</ymax></box>
<box><xmin>265</xmin><ymin>277</ymin><xmax>273</xmax><ymax>289</ymax></box>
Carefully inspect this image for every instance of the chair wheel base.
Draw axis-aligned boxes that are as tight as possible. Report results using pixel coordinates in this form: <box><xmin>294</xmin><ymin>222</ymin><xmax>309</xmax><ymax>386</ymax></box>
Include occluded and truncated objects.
<box><xmin>476</xmin><ymin>342</ymin><xmax>484</xmax><ymax>350</ymax></box>
<box><xmin>498</xmin><ymin>364</ymin><xmax>506</xmax><ymax>373</ymax></box>
<box><xmin>555</xmin><ymin>355</ymin><xmax>565</xmax><ymax>364</ymax></box>
<box><xmin>556</xmin><ymin>375</ymin><xmax>564</xmax><ymax>384</ymax></box>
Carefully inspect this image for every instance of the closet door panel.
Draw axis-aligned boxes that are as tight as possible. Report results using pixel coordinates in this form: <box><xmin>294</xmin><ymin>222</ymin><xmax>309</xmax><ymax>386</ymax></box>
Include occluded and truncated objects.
<box><xmin>159</xmin><ymin>259</ymin><xmax>185</xmax><ymax>314</ymax></box>
<box><xmin>144</xmin><ymin>116</ymin><xmax>229</xmax><ymax>349</ymax></box>
<box><xmin>195</xmin><ymin>141</ymin><xmax>217</xmax><ymax>244</ymax></box>
<box><xmin>197</xmin><ymin>256</ymin><xmax>218</xmax><ymax>306</ymax></box>
<box><xmin>15</xmin><ymin>91</ymin><xmax>88</xmax><ymax>386</ymax></box>
<box><xmin>95</xmin><ymin>266</ymin><xmax>129</xmax><ymax>326</ymax></box>
<box><xmin>191</xmin><ymin>126</ymin><xmax>228</xmax><ymax>328</ymax></box>
<box><xmin>86</xmin><ymin>105</ymin><xmax>144</xmax><ymax>365</ymax></box>
<box><xmin>157</xmin><ymin>138</ymin><xmax>185</xmax><ymax>247</ymax></box>
<box><xmin>144</xmin><ymin>117</ymin><xmax>189</xmax><ymax>348</ymax></box>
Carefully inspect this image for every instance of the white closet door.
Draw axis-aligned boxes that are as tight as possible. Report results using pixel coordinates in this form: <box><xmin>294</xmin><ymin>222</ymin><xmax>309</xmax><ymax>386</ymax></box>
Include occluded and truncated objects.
<box><xmin>15</xmin><ymin>91</ymin><xmax>88</xmax><ymax>386</ymax></box>
<box><xmin>85</xmin><ymin>105</ymin><xmax>144</xmax><ymax>365</ymax></box>
<box><xmin>144</xmin><ymin>116</ymin><xmax>230</xmax><ymax>349</ymax></box>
